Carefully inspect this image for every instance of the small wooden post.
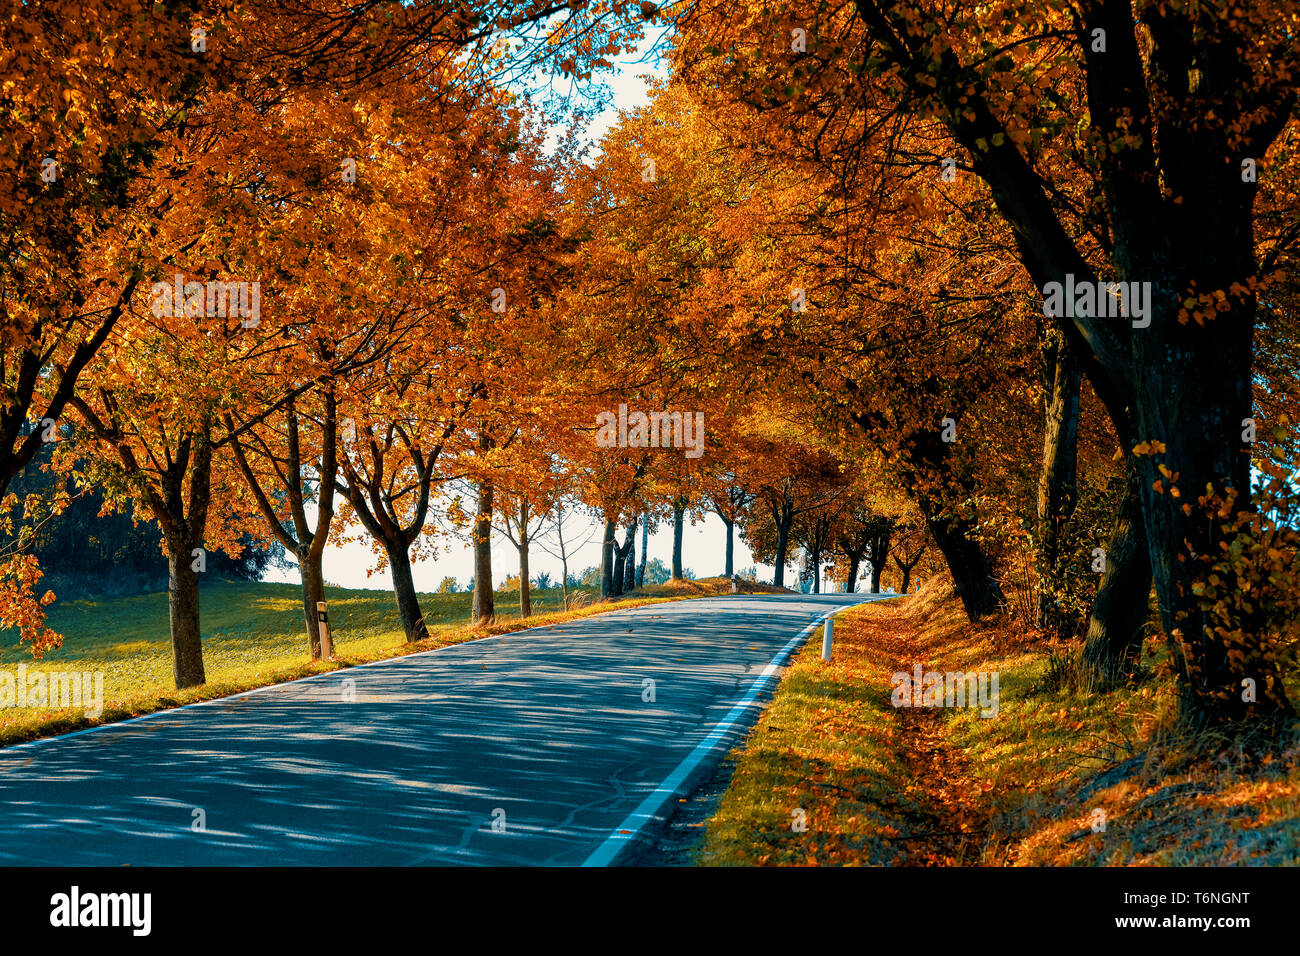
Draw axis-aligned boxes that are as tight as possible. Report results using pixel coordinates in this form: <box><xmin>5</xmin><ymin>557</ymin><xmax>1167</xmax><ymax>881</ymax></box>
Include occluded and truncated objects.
<box><xmin>317</xmin><ymin>601</ymin><xmax>334</xmax><ymax>660</ymax></box>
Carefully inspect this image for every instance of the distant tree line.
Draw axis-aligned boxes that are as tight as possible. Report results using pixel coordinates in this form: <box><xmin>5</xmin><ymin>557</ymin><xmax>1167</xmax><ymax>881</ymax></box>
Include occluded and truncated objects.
<box><xmin>5</xmin><ymin>446</ymin><xmax>282</xmax><ymax>599</ymax></box>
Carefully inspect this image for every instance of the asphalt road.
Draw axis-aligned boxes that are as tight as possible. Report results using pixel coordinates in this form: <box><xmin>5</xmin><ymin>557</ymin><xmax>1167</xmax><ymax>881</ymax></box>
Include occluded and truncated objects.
<box><xmin>0</xmin><ymin>592</ymin><xmax>888</xmax><ymax>866</ymax></box>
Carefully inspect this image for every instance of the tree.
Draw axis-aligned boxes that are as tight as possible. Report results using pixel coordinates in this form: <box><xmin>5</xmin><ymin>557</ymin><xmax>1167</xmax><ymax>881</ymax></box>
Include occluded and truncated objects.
<box><xmin>535</xmin><ymin>496</ymin><xmax>599</xmax><ymax>611</ymax></box>
<box><xmin>677</xmin><ymin>0</ymin><xmax>1299</xmax><ymax>725</ymax></box>
<box><xmin>740</xmin><ymin>429</ymin><xmax>846</xmax><ymax>589</ymax></box>
<box><xmin>890</xmin><ymin>522</ymin><xmax>929</xmax><ymax>595</ymax></box>
<box><xmin>706</xmin><ymin>476</ymin><xmax>755</xmax><ymax>578</ymax></box>
<box><xmin>228</xmin><ymin>387</ymin><xmax>339</xmax><ymax>658</ymax></box>
<box><xmin>0</xmin><ymin>3</ymin><xmax>216</xmax><ymax>652</ymax></box>
<box><xmin>793</xmin><ymin>504</ymin><xmax>840</xmax><ymax>593</ymax></box>
<box><xmin>837</xmin><ymin>505</ymin><xmax>895</xmax><ymax>595</ymax></box>
<box><xmin>670</xmin><ymin>496</ymin><xmax>687</xmax><ymax>580</ymax></box>
<box><xmin>496</xmin><ymin>480</ymin><xmax>556</xmax><ymax>618</ymax></box>
<box><xmin>337</xmin><ymin>399</ymin><xmax>463</xmax><ymax>644</ymax></box>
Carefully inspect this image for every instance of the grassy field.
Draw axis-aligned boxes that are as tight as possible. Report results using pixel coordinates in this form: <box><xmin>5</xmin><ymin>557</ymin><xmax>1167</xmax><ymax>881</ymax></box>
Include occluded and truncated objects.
<box><xmin>0</xmin><ymin>575</ymin><xmax>776</xmax><ymax>747</ymax></box>
<box><xmin>698</xmin><ymin>583</ymin><xmax>1300</xmax><ymax>866</ymax></box>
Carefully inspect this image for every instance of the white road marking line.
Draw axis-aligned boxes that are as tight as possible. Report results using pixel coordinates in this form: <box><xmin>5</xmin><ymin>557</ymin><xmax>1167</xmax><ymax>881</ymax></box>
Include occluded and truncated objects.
<box><xmin>582</xmin><ymin>598</ymin><xmax>875</xmax><ymax>867</ymax></box>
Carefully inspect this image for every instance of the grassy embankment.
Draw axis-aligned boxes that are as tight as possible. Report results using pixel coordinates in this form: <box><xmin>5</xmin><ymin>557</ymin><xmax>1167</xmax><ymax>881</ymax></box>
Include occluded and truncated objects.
<box><xmin>0</xmin><ymin>575</ymin><xmax>782</xmax><ymax>747</ymax></box>
<box><xmin>699</xmin><ymin>583</ymin><xmax>1300</xmax><ymax>866</ymax></box>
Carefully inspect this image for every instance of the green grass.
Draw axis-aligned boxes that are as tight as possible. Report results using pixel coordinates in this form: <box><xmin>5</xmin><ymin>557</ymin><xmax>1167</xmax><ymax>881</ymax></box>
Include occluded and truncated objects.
<box><xmin>3</xmin><ymin>579</ymin><xmax>576</xmax><ymax>693</ymax></box>
<box><xmin>698</xmin><ymin>584</ymin><xmax>1300</xmax><ymax>866</ymax></box>
<box><xmin>697</xmin><ymin>601</ymin><xmax>925</xmax><ymax>866</ymax></box>
<box><xmin>0</xmin><ymin>579</ymin><xmax>592</xmax><ymax>745</ymax></box>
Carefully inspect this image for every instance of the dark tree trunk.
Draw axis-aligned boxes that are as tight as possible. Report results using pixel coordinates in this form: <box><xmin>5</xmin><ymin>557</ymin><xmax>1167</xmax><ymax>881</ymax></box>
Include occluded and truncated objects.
<box><xmin>1037</xmin><ymin>335</ymin><xmax>1082</xmax><ymax>632</ymax></box>
<box><xmin>1131</xmin><ymin>277</ymin><xmax>1292</xmax><ymax>724</ymax></box>
<box><xmin>1082</xmin><ymin>460</ymin><xmax>1152</xmax><ymax>681</ymax></box>
<box><xmin>867</xmin><ymin>527</ymin><xmax>891</xmax><ymax>593</ymax></box>
<box><xmin>599</xmin><ymin>518</ymin><xmax>617</xmax><ymax>599</ymax></box>
<box><xmin>845</xmin><ymin>553</ymin><xmax>861</xmax><ymax>592</ymax></box>
<box><xmin>850</xmin><ymin>405</ymin><xmax>999</xmax><ymax>618</ymax></box>
<box><xmin>518</xmin><ymin>542</ymin><xmax>531</xmax><ymax>617</ymax></box>
<box><xmin>227</xmin><ymin>386</ymin><xmax>339</xmax><ymax>662</ymax></box>
<box><xmin>722</xmin><ymin>515</ymin><xmax>734</xmax><ymax>577</ymax></box>
<box><xmin>166</xmin><ymin>533</ymin><xmax>205</xmax><ymax>689</ymax></box>
<box><xmin>893</xmin><ymin>545</ymin><xmax>924</xmax><ymax>595</ymax></box>
<box><xmin>611</xmin><ymin>548</ymin><xmax>626</xmax><ymax>598</ymax></box>
<box><xmin>924</xmin><ymin>510</ymin><xmax>1005</xmax><ymax>621</ymax></box>
<box><xmin>671</xmin><ymin>501</ymin><xmax>685</xmax><ymax>579</ymax></box>
<box><xmin>157</xmin><ymin>433</ymin><xmax>214</xmax><ymax>690</ymax></box>
<box><xmin>898</xmin><ymin>563</ymin><xmax>913</xmax><ymax>595</ymax></box>
<box><xmin>637</xmin><ymin>515</ymin><xmax>648</xmax><ymax>586</ymax></box>
<box><xmin>623</xmin><ymin>518</ymin><xmax>637</xmax><ymax>593</ymax></box>
<box><xmin>773</xmin><ymin>510</ymin><xmax>791</xmax><ymax>588</ymax></box>
<box><xmin>472</xmin><ymin>481</ymin><xmax>494</xmax><ymax>624</ymax></box>
<box><xmin>869</xmin><ymin>558</ymin><xmax>885</xmax><ymax>594</ymax></box>
<box><xmin>299</xmin><ymin>546</ymin><xmax>327</xmax><ymax>659</ymax></box>
<box><xmin>1099</xmin><ymin>209</ymin><xmax>1293</xmax><ymax>723</ymax></box>
<box><xmin>611</xmin><ymin>520</ymin><xmax>636</xmax><ymax>596</ymax></box>
<box><xmin>388</xmin><ymin>541</ymin><xmax>429</xmax><ymax>642</ymax></box>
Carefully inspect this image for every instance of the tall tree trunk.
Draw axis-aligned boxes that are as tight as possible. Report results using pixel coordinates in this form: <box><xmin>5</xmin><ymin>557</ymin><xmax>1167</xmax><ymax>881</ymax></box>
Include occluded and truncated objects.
<box><xmin>599</xmin><ymin>518</ymin><xmax>617</xmax><ymax>599</ymax></box>
<box><xmin>388</xmin><ymin>541</ymin><xmax>429</xmax><ymax>642</ymax></box>
<box><xmin>722</xmin><ymin>515</ymin><xmax>734</xmax><ymax>577</ymax></box>
<box><xmin>472</xmin><ymin>481</ymin><xmax>495</xmax><ymax>624</ymax></box>
<box><xmin>299</xmin><ymin>545</ymin><xmax>327</xmax><ymax>659</ymax></box>
<box><xmin>166</xmin><ymin>532</ymin><xmax>205</xmax><ymax>689</ymax></box>
<box><xmin>637</xmin><ymin>514</ymin><xmax>648</xmax><ymax>586</ymax></box>
<box><xmin>1131</xmin><ymin>309</ymin><xmax>1292</xmax><ymax>723</ymax></box>
<box><xmin>893</xmin><ymin>547</ymin><xmax>924</xmax><ymax>595</ymax></box>
<box><xmin>869</xmin><ymin>557</ymin><xmax>885</xmax><ymax>594</ymax></box>
<box><xmin>845</xmin><ymin>553</ymin><xmax>861</xmax><ymax>592</ymax></box>
<box><xmin>897</xmin><ymin>562</ymin><xmax>913</xmax><ymax>595</ymax></box>
<box><xmin>557</xmin><ymin>512</ymin><xmax>571</xmax><ymax>610</ymax></box>
<box><xmin>612</xmin><ymin>521</ymin><xmax>636</xmax><ymax>596</ymax></box>
<box><xmin>1128</xmin><ymin>244</ymin><xmax>1292</xmax><ymax>724</ymax></box>
<box><xmin>1037</xmin><ymin>335</ymin><xmax>1082</xmax><ymax>633</ymax></box>
<box><xmin>924</xmin><ymin>509</ymin><xmax>1004</xmax><ymax>621</ymax></box>
<box><xmin>868</xmin><ymin>528</ymin><xmax>891</xmax><ymax>594</ymax></box>
<box><xmin>518</xmin><ymin>540</ymin><xmax>531</xmax><ymax>617</ymax></box>
<box><xmin>226</xmin><ymin>386</ymin><xmax>339</xmax><ymax>662</ymax></box>
<box><xmin>612</xmin><ymin>548</ymin><xmax>626</xmax><ymax>598</ymax></box>
<box><xmin>671</xmin><ymin>500</ymin><xmax>685</xmax><ymax>579</ymax></box>
<box><xmin>158</xmin><ymin>434</ymin><xmax>213</xmax><ymax>690</ymax></box>
<box><xmin>773</xmin><ymin>509</ymin><xmax>791</xmax><ymax>588</ymax></box>
<box><xmin>623</xmin><ymin>517</ymin><xmax>637</xmax><ymax>593</ymax></box>
<box><xmin>1082</xmin><ymin>460</ymin><xmax>1153</xmax><ymax>682</ymax></box>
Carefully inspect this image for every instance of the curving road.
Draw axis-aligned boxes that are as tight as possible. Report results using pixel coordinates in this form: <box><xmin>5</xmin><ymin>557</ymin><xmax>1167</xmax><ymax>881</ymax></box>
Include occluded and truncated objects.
<box><xmin>0</xmin><ymin>592</ymin><xmax>887</xmax><ymax>866</ymax></box>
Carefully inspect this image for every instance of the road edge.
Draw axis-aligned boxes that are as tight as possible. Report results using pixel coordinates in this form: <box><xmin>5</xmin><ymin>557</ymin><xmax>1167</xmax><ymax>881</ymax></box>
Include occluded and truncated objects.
<box><xmin>581</xmin><ymin>600</ymin><xmax>870</xmax><ymax>867</ymax></box>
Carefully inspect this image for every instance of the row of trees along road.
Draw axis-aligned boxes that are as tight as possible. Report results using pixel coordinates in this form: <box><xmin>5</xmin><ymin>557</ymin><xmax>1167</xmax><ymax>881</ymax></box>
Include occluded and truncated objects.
<box><xmin>2</xmin><ymin>2</ymin><xmax>1298</xmax><ymax>738</ymax></box>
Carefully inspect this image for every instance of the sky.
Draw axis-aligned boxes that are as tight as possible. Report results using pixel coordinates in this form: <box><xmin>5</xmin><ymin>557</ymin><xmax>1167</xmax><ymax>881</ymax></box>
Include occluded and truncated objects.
<box><xmin>572</xmin><ymin>26</ymin><xmax>668</xmax><ymax>147</ymax></box>
<box><xmin>263</xmin><ymin>30</ymin><xmax>787</xmax><ymax>593</ymax></box>
<box><xmin>262</xmin><ymin>505</ymin><xmax>767</xmax><ymax>592</ymax></box>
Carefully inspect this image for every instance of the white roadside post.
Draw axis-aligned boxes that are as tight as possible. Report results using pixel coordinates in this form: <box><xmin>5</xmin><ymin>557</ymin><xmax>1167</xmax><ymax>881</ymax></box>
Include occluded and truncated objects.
<box><xmin>317</xmin><ymin>601</ymin><xmax>334</xmax><ymax>660</ymax></box>
<box><xmin>821</xmin><ymin>615</ymin><xmax>834</xmax><ymax>662</ymax></box>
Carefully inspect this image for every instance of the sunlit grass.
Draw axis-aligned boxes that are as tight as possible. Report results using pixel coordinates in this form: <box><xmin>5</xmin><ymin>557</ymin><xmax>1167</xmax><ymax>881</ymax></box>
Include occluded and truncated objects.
<box><xmin>698</xmin><ymin>600</ymin><xmax>923</xmax><ymax>866</ymax></box>
<box><xmin>700</xmin><ymin>583</ymin><xmax>1300</xmax><ymax>866</ymax></box>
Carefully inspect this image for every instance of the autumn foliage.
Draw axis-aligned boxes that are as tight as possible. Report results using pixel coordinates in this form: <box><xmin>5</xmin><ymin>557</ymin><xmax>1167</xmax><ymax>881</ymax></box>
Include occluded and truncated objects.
<box><xmin>0</xmin><ymin>1</ymin><xmax>1297</xmax><ymax>744</ymax></box>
